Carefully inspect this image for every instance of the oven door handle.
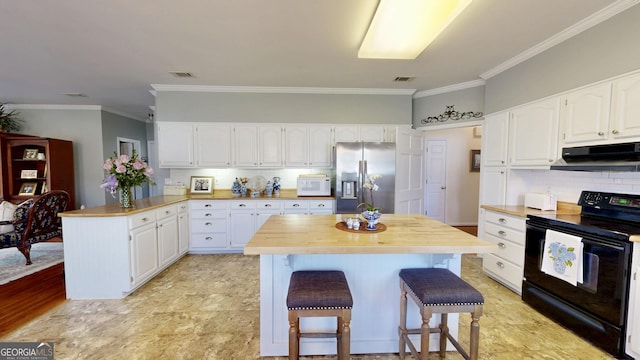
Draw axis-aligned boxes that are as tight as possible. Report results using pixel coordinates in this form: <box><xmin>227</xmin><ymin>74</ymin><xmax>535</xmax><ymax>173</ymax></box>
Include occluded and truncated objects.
<box><xmin>581</xmin><ymin>238</ymin><xmax>626</xmax><ymax>251</ymax></box>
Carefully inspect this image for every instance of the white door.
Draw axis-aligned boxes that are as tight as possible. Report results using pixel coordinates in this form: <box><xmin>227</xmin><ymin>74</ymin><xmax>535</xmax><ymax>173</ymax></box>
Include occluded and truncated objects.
<box><xmin>117</xmin><ymin>137</ymin><xmax>143</xmax><ymax>199</ymax></box>
<box><xmin>394</xmin><ymin>127</ymin><xmax>424</xmax><ymax>214</ymax></box>
<box><xmin>425</xmin><ymin>140</ymin><xmax>447</xmax><ymax>222</ymax></box>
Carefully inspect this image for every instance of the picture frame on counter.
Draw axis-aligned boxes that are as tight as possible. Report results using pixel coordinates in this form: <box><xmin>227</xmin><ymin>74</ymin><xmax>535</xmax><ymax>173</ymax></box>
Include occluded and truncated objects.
<box><xmin>470</xmin><ymin>149</ymin><xmax>481</xmax><ymax>172</ymax></box>
<box><xmin>189</xmin><ymin>176</ymin><xmax>214</xmax><ymax>194</ymax></box>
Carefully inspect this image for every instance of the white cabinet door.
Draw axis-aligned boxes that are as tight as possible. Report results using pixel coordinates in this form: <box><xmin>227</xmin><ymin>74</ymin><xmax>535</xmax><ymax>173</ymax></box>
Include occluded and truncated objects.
<box><xmin>255</xmin><ymin>200</ymin><xmax>282</xmax><ymax>230</ymax></box>
<box><xmin>611</xmin><ymin>72</ymin><xmax>640</xmax><ymax>140</ymax></box>
<box><xmin>233</xmin><ymin>125</ymin><xmax>259</xmax><ymax>167</ymax></box>
<box><xmin>482</xmin><ymin>112</ymin><xmax>509</xmax><ymax>167</ymax></box>
<box><xmin>360</xmin><ymin>126</ymin><xmax>385</xmax><ymax>142</ymax></box>
<box><xmin>229</xmin><ymin>200</ymin><xmax>256</xmax><ymax>248</ymax></box>
<box><xmin>259</xmin><ymin>126</ymin><xmax>283</xmax><ymax>167</ymax></box>
<box><xmin>479</xmin><ymin>167</ymin><xmax>507</xmax><ymax>206</ymax></box>
<box><xmin>157</xmin><ymin>123</ymin><xmax>195</xmax><ymax>168</ymax></box>
<box><xmin>177</xmin><ymin>203</ymin><xmax>189</xmax><ymax>255</ymax></box>
<box><xmin>157</xmin><ymin>215</ymin><xmax>179</xmax><ymax>268</ymax></box>
<box><xmin>509</xmin><ymin>98</ymin><xmax>559</xmax><ymax>167</ymax></box>
<box><xmin>284</xmin><ymin>126</ymin><xmax>308</xmax><ymax>167</ymax></box>
<box><xmin>560</xmin><ymin>83</ymin><xmax>611</xmax><ymax>145</ymax></box>
<box><xmin>130</xmin><ymin>222</ymin><xmax>158</xmax><ymax>287</ymax></box>
<box><xmin>334</xmin><ymin>126</ymin><xmax>359</xmax><ymax>143</ymax></box>
<box><xmin>308</xmin><ymin>126</ymin><xmax>334</xmax><ymax>167</ymax></box>
<box><xmin>196</xmin><ymin>124</ymin><xmax>232</xmax><ymax>167</ymax></box>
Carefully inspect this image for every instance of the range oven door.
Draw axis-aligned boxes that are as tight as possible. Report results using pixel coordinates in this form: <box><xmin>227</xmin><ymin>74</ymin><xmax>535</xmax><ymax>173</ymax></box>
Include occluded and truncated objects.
<box><xmin>523</xmin><ymin>217</ymin><xmax>632</xmax><ymax>357</ymax></box>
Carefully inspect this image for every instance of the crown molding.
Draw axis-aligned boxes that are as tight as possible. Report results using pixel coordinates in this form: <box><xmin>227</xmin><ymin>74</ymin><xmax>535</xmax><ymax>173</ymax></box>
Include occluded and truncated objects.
<box><xmin>413</xmin><ymin>79</ymin><xmax>485</xmax><ymax>99</ymax></box>
<box><xmin>480</xmin><ymin>0</ymin><xmax>640</xmax><ymax>80</ymax></box>
<box><xmin>150</xmin><ymin>84</ymin><xmax>416</xmax><ymax>96</ymax></box>
<box><xmin>101</xmin><ymin>107</ymin><xmax>147</xmax><ymax>122</ymax></box>
<box><xmin>7</xmin><ymin>104</ymin><xmax>102</xmax><ymax>111</ymax></box>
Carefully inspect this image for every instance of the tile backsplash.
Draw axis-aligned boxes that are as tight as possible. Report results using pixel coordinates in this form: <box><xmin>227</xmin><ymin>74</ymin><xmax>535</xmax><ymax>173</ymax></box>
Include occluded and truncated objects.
<box><xmin>168</xmin><ymin>168</ymin><xmax>336</xmax><ymax>191</ymax></box>
<box><xmin>507</xmin><ymin>169</ymin><xmax>640</xmax><ymax>205</ymax></box>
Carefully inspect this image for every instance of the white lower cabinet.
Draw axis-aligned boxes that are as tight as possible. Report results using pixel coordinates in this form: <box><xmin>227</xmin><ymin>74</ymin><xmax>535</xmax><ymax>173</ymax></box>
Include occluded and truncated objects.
<box><xmin>481</xmin><ymin>210</ymin><xmax>526</xmax><ymax>294</ymax></box>
<box><xmin>62</xmin><ymin>200</ymin><xmax>188</xmax><ymax>299</ymax></box>
<box><xmin>189</xmin><ymin>200</ymin><xmax>229</xmax><ymax>252</ymax></box>
<box><xmin>626</xmin><ymin>242</ymin><xmax>640</xmax><ymax>358</ymax></box>
<box><xmin>308</xmin><ymin>199</ymin><xmax>334</xmax><ymax>214</ymax></box>
<box><xmin>177</xmin><ymin>202</ymin><xmax>189</xmax><ymax>255</ymax></box>
<box><xmin>229</xmin><ymin>200</ymin><xmax>257</xmax><ymax>248</ymax></box>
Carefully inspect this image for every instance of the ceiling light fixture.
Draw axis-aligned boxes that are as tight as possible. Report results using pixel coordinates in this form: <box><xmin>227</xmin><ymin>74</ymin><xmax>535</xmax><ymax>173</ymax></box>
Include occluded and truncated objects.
<box><xmin>358</xmin><ymin>0</ymin><xmax>472</xmax><ymax>60</ymax></box>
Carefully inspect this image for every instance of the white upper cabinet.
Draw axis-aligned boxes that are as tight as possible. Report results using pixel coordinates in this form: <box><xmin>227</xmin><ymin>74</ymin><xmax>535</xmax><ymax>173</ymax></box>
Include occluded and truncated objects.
<box><xmin>157</xmin><ymin>123</ymin><xmax>195</xmax><ymax>168</ymax></box>
<box><xmin>284</xmin><ymin>125</ymin><xmax>333</xmax><ymax>167</ymax></box>
<box><xmin>359</xmin><ymin>126</ymin><xmax>386</xmax><ymax>142</ymax></box>
<box><xmin>308</xmin><ymin>126</ymin><xmax>333</xmax><ymax>167</ymax></box>
<box><xmin>233</xmin><ymin>125</ymin><xmax>259</xmax><ymax>167</ymax></box>
<box><xmin>258</xmin><ymin>125</ymin><xmax>283</xmax><ymax>167</ymax></box>
<box><xmin>334</xmin><ymin>126</ymin><xmax>360</xmax><ymax>143</ymax></box>
<box><xmin>509</xmin><ymin>98</ymin><xmax>560</xmax><ymax>167</ymax></box>
<box><xmin>560</xmin><ymin>83</ymin><xmax>612</xmax><ymax>145</ymax></box>
<box><xmin>611</xmin><ymin>72</ymin><xmax>640</xmax><ymax>140</ymax></box>
<box><xmin>482</xmin><ymin>112</ymin><xmax>509</xmax><ymax>167</ymax></box>
<box><xmin>196</xmin><ymin>124</ymin><xmax>232</xmax><ymax>167</ymax></box>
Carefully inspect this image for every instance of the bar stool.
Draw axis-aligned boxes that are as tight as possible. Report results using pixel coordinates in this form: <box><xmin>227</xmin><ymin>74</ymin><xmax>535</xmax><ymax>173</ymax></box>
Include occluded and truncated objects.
<box><xmin>286</xmin><ymin>270</ymin><xmax>353</xmax><ymax>360</ymax></box>
<box><xmin>398</xmin><ymin>268</ymin><xmax>484</xmax><ymax>360</ymax></box>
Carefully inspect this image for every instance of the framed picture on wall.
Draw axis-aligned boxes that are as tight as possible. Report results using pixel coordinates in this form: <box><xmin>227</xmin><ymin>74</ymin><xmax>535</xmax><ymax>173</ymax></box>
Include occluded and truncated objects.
<box><xmin>470</xmin><ymin>150</ymin><xmax>481</xmax><ymax>172</ymax></box>
<box><xmin>189</xmin><ymin>176</ymin><xmax>214</xmax><ymax>194</ymax></box>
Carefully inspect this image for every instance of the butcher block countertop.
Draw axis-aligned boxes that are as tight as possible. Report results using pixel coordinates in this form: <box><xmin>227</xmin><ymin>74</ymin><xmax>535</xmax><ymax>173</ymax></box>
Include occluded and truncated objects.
<box><xmin>59</xmin><ymin>189</ymin><xmax>334</xmax><ymax>217</ymax></box>
<box><xmin>244</xmin><ymin>214</ymin><xmax>496</xmax><ymax>255</ymax></box>
<box><xmin>481</xmin><ymin>201</ymin><xmax>581</xmax><ymax>218</ymax></box>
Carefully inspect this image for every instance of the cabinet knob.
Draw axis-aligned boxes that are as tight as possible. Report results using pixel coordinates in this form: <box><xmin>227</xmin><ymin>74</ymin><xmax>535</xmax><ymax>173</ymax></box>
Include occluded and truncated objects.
<box><xmin>205</xmin><ymin>213</ymin><xmax>212</xmax><ymax>217</ymax></box>
<box><xmin>205</xmin><ymin>204</ymin><xmax>212</xmax><ymax>208</ymax></box>
<box><xmin>264</xmin><ymin>204</ymin><xmax>272</xmax><ymax>207</ymax></box>
<box><xmin>142</xmin><ymin>217</ymin><xmax>148</xmax><ymax>222</ymax></box>
<box><xmin>498</xmin><ymin>242</ymin><xmax>506</xmax><ymax>248</ymax></box>
<box><xmin>501</xmin><ymin>160</ymin><xmax>505</xmax><ymax>164</ymax></box>
<box><xmin>205</xmin><ymin>222</ymin><xmax>212</xmax><ymax>226</ymax></box>
<box><xmin>498</xmin><ymin>230</ymin><xmax>507</xmax><ymax>236</ymax></box>
<box><xmin>293</xmin><ymin>204</ymin><xmax>300</xmax><ymax>207</ymax></box>
<box><xmin>612</xmin><ymin>129</ymin><xmax>620</xmax><ymax>134</ymax></box>
<box><xmin>318</xmin><ymin>204</ymin><xmax>325</xmax><ymax>207</ymax></box>
<box><xmin>239</xmin><ymin>204</ymin><xmax>246</xmax><ymax>207</ymax></box>
<box><xmin>205</xmin><ymin>236</ymin><xmax>213</xmax><ymax>240</ymax></box>
<box><xmin>598</xmin><ymin>132</ymin><xmax>605</xmax><ymax>136</ymax></box>
<box><xmin>165</xmin><ymin>210</ymin><xmax>170</xmax><ymax>215</ymax></box>
<box><xmin>498</xmin><ymin>218</ymin><xmax>506</xmax><ymax>223</ymax></box>
<box><xmin>496</xmin><ymin>261</ymin><xmax>505</xmax><ymax>268</ymax></box>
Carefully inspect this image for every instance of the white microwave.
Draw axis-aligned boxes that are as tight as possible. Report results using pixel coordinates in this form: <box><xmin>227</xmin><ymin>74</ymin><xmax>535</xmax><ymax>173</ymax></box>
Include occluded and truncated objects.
<box><xmin>297</xmin><ymin>176</ymin><xmax>331</xmax><ymax>196</ymax></box>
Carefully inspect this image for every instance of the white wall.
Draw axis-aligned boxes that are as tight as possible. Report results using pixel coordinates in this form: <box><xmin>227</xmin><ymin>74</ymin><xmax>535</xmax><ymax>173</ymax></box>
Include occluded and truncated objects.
<box><xmin>423</xmin><ymin>126</ymin><xmax>482</xmax><ymax>225</ymax></box>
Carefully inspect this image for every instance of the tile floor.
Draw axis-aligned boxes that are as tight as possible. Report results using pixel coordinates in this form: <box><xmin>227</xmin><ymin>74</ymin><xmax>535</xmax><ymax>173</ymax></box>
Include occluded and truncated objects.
<box><xmin>1</xmin><ymin>254</ymin><xmax>615</xmax><ymax>359</ymax></box>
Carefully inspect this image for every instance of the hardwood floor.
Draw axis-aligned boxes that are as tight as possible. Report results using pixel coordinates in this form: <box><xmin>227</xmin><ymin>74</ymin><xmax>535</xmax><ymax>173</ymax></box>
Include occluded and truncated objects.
<box><xmin>0</xmin><ymin>262</ymin><xmax>66</xmax><ymax>337</ymax></box>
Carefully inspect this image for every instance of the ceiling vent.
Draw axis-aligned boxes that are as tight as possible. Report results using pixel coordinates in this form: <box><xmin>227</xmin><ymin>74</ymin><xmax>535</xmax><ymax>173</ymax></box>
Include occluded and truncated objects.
<box><xmin>394</xmin><ymin>76</ymin><xmax>415</xmax><ymax>82</ymax></box>
<box><xmin>169</xmin><ymin>71</ymin><xmax>195</xmax><ymax>78</ymax></box>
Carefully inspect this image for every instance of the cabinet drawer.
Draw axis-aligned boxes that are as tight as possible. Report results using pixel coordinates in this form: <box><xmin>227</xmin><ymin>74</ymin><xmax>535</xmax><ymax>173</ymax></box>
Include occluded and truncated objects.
<box><xmin>308</xmin><ymin>200</ymin><xmax>333</xmax><ymax>211</ymax></box>
<box><xmin>129</xmin><ymin>211</ymin><xmax>156</xmax><ymax>229</ymax></box>
<box><xmin>283</xmin><ymin>200</ymin><xmax>308</xmax><ymax>210</ymax></box>
<box><xmin>485</xmin><ymin>233</ymin><xmax>525</xmax><ymax>266</ymax></box>
<box><xmin>230</xmin><ymin>200</ymin><xmax>255</xmax><ymax>210</ymax></box>
<box><xmin>190</xmin><ymin>200</ymin><xmax>226</xmax><ymax>210</ymax></box>
<box><xmin>190</xmin><ymin>232</ymin><xmax>227</xmax><ymax>248</ymax></box>
<box><xmin>483</xmin><ymin>253</ymin><xmax>523</xmax><ymax>291</ymax></box>
<box><xmin>191</xmin><ymin>209</ymin><xmax>227</xmax><ymax>219</ymax></box>
<box><xmin>484</xmin><ymin>211</ymin><xmax>526</xmax><ymax>231</ymax></box>
<box><xmin>155</xmin><ymin>205</ymin><xmax>177</xmax><ymax>220</ymax></box>
<box><xmin>484</xmin><ymin>222</ymin><xmax>525</xmax><ymax>245</ymax></box>
<box><xmin>190</xmin><ymin>219</ymin><xmax>227</xmax><ymax>233</ymax></box>
<box><xmin>254</xmin><ymin>200</ymin><xmax>282</xmax><ymax>212</ymax></box>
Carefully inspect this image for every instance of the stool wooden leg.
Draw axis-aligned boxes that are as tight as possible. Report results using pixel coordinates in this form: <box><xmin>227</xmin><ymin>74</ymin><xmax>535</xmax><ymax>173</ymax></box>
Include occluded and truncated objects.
<box><xmin>288</xmin><ymin>310</ymin><xmax>299</xmax><ymax>360</ymax></box>
<box><xmin>337</xmin><ymin>316</ymin><xmax>343</xmax><ymax>358</ymax></box>
<box><xmin>398</xmin><ymin>284</ymin><xmax>408</xmax><ymax>359</ymax></box>
<box><xmin>340</xmin><ymin>309</ymin><xmax>351</xmax><ymax>359</ymax></box>
<box><xmin>470</xmin><ymin>305</ymin><xmax>483</xmax><ymax>360</ymax></box>
<box><xmin>420</xmin><ymin>306</ymin><xmax>432</xmax><ymax>360</ymax></box>
<box><xmin>439</xmin><ymin>313</ymin><xmax>448</xmax><ymax>359</ymax></box>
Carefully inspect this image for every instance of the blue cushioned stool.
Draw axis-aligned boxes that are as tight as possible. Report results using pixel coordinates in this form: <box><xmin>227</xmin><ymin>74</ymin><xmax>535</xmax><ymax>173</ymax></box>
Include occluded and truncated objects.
<box><xmin>398</xmin><ymin>268</ymin><xmax>484</xmax><ymax>360</ymax></box>
<box><xmin>287</xmin><ymin>270</ymin><xmax>353</xmax><ymax>360</ymax></box>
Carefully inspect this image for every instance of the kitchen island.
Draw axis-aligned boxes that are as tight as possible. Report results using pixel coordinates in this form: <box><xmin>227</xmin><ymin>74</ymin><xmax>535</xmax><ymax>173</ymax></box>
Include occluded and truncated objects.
<box><xmin>244</xmin><ymin>214</ymin><xmax>496</xmax><ymax>356</ymax></box>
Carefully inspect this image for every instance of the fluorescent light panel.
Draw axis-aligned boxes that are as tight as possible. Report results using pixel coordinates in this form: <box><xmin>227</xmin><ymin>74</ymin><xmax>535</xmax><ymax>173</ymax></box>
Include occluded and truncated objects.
<box><xmin>359</xmin><ymin>0</ymin><xmax>472</xmax><ymax>59</ymax></box>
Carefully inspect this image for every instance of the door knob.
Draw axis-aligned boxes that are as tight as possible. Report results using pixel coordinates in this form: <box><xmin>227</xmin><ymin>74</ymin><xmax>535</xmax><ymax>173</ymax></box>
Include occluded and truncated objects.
<box><xmin>440</xmin><ymin>186</ymin><xmax>446</xmax><ymax>190</ymax></box>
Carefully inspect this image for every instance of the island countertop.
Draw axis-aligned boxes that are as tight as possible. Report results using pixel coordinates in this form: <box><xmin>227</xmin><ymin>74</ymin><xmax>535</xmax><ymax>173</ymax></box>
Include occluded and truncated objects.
<box><xmin>244</xmin><ymin>214</ymin><xmax>496</xmax><ymax>255</ymax></box>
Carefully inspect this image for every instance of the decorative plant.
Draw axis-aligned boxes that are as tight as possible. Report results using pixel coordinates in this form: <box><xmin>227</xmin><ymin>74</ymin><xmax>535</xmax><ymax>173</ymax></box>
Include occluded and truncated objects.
<box><xmin>100</xmin><ymin>150</ymin><xmax>155</xmax><ymax>197</ymax></box>
<box><xmin>358</xmin><ymin>174</ymin><xmax>382</xmax><ymax>212</ymax></box>
<box><xmin>0</xmin><ymin>102</ymin><xmax>23</xmax><ymax>132</ymax></box>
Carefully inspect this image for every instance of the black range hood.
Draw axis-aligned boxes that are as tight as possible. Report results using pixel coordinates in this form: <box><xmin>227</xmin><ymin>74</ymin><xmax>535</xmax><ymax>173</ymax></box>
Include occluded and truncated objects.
<box><xmin>550</xmin><ymin>142</ymin><xmax>640</xmax><ymax>171</ymax></box>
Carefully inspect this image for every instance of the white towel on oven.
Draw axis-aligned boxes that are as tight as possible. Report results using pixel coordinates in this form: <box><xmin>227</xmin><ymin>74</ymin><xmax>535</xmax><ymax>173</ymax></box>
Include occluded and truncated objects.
<box><xmin>541</xmin><ymin>229</ymin><xmax>584</xmax><ymax>286</ymax></box>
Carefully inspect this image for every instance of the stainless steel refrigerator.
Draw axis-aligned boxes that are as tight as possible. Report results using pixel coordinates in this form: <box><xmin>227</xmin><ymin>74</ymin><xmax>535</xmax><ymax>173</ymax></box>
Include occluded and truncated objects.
<box><xmin>336</xmin><ymin>142</ymin><xmax>395</xmax><ymax>214</ymax></box>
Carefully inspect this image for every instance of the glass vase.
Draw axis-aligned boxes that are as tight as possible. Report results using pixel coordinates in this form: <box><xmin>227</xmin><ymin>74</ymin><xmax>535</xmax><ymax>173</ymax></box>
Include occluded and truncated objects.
<box><xmin>120</xmin><ymin>187</ymin><xmax>135</xmax><ymax>208</ymax></box>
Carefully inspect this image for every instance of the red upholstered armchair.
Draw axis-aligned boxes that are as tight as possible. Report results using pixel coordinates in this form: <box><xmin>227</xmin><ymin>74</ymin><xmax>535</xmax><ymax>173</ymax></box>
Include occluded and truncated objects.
<box><xmin>0</xmin><ymin>190</ymin><xmax>69</xmax><ymax>265</ymax></box>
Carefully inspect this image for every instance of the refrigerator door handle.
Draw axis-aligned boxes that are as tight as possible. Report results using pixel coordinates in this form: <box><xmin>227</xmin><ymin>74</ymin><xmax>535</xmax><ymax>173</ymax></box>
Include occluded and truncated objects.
<box><xmin>358</xmin><ymin>160</ymin><xmax>364</xmax><ymax>204</ymax></box>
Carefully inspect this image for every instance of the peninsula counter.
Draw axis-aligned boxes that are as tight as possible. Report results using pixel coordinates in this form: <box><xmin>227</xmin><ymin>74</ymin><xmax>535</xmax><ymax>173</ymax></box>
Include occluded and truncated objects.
<box><xmin>244</xmin><ymin>214</ymin><xmax>496</xmax><ymax>356</ymax></box>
